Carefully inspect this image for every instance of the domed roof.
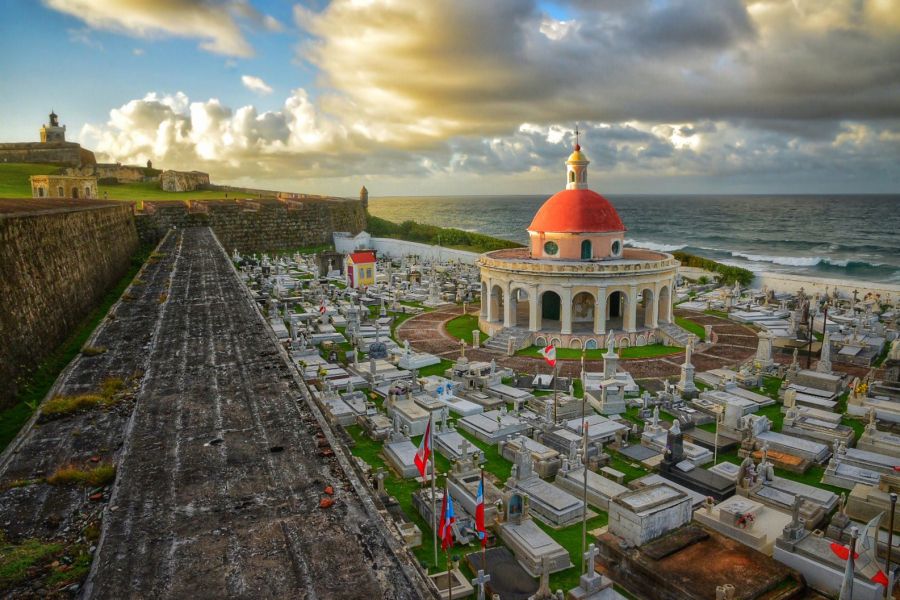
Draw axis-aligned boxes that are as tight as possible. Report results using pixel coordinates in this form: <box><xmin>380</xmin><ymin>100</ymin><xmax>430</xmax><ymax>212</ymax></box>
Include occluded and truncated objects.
<box><xmin>567</xmin><ymin>144</ymin><xmax>587</xmax><ymax>163</ymax></box>
<box><xmin>528</xmin><ymin>188</ymin><xmax>625</xmax><ymax>233</ymax></box>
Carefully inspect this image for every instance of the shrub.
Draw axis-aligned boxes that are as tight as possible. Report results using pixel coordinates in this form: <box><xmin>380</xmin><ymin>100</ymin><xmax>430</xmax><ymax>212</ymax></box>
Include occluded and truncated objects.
<box><xmin>673</xmin><ymin>251</ymin><xmax>753</xmax><ymax>286</ymax></box>
<box><xmin>366</xmin><ymin>214</ymin><xmax>522</xmax><ymax>253</ymax></box>
<box><xmin>81</xmin><ymin>346</ymin><xmax>106</xmax><ymax>356</ymax></box>
<box><xmin>158</xmin><ymin>292</ymin><xmax>168</xmax><ymax>303</ymax></box>
<box><xmin>40</xmin><ymin>394</ymin><xmax>107</xmax><ymax>418</ymax></box>
<box><xmin>0</xmin><ymin>534</ymin><xmax>63</xmax><ymax>589</ymax></box>
<box><xmin>46</xmin><ymin>463</ymin><xmax>116</xmax><ymax>487</ymax></box>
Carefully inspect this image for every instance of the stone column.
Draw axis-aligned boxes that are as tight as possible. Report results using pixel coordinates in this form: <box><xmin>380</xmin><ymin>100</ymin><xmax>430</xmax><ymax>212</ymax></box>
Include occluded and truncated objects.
<box><xmin>480</xmin><ymin>284</ymin><xmax>488</xmax><ymax>318</ymax></box>
<box><xmin>594</xmin><ymin>288</ymin><xmax>607</xmax><ymax>334</ymax></box>
<box><xmin>529</xmin><ymin>287</ymin><xmax>540</xmax><ymax>332</ymax></box>
<box><xmin>650</xmin><ymin>287</ymin><xmax>660</xmax><ymax>329</ymax></box>
<box><xmin>485</xmin><ymin>280</ymin><xmax>494</xmax><ymax>323</ymax></box>
<box><xmin>626</xmin><ymin>285</ymin><xmax>638</xmax><ymax>333</ymax></box>
<box><xmin>560</xmin><ymin>287</ymin><xmax>573</xmax><ymax>335</ymax></box>
<box><xmin>667</xmin><ymin>279</ymin><xmax>675</xmax><ymax>323</ymax></box>
<box><xmin>503</xmin><ymin>285</ymin><xmax>514</xmax><ymax>328</ymax></box>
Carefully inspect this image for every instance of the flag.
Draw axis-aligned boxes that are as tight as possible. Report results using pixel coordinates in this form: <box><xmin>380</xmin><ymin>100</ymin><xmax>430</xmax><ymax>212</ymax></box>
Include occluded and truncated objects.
<box><xmin>414</xmin><ymin>416</ymin><xmax>432</xmax><ymax>479</ymax></box>
<box><xmin>475</xmin><ymin>474</ymin><xmax>487</xmax><ymax>547</ymax></box>
<box><xmin>829</xmin><ymin>512</ymin><xmax>890</xmax><ymax>588</ymax></box>
<box><xmin>318</xmin><ymin>299</ymin><xmax>326</xmax><ymax>315</ymax></box>
<box><xmin>438</xmin><ymin>487</ymin><xmax>456</xmax><ymax>550</ymax></box>
<box><xmin>539</xmin><ymin>344</ymin><xmax>557</xmax><ymax>367</ymax></box>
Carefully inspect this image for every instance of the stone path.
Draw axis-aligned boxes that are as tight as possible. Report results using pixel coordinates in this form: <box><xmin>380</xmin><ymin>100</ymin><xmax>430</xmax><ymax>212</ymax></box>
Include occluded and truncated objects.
<box><xmin>396</xmin><ymin>306</ymin><xmax>759</xmax><ymax>391</ymax></box>
<box><xmin>83</xmin><ymin>228</ymin><xmax>427</xmax><ymax>599</ymax></box>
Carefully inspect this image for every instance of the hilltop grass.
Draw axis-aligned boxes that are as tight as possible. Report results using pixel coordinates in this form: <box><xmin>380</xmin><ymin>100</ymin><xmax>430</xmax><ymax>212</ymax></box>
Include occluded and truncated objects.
<box><xmin>0</xmin><ymin>534</ymin><xmax>63</xmax><ymax>589</ymax></box>
<box><xmin>0</xmin><ymin>246</ymin><xmax>149</xmax><ymax>452</ymax></box>
<box><xmin>99</xmin><ymin>180</ymin><xmax>277</xmax><ymax>201</ymax></box>
<box><xmin>0</xmin><ymin>163</ymin><xmax>63</xmax><ymax>196</ymax></box>
<box><xmin>366</xmin><ymin>213</ymin><xmax>522</xmax><ymax>253</ymax></box>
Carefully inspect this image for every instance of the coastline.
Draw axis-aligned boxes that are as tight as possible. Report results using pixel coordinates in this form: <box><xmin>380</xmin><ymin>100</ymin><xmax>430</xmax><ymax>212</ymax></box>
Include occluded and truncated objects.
<box><xmin>338</xmin><ymin>231</ymin><xmax>898</xmax><ymax>301</ymax></box>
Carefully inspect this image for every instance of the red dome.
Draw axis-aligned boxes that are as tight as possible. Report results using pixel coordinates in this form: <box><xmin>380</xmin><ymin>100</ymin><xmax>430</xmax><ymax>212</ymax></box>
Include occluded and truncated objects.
<box><xmin>528</xmin><ymin>189</ymin><xmax>625</xmax><ymax>233</ymax></box>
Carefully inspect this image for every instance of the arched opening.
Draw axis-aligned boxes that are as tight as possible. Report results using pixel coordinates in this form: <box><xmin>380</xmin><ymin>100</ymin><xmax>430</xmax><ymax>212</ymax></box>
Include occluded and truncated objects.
<box><xmin>606</xmin><ymin>290</ymin><xmax>626</xmax><ymax>331</ymax></box>
<box><xmin>540</xmin><ymin>290</ymin><xmax>561</xmax><ymax>331</ymax></box>
<box><xmin>511</xmin><ymin>287</ymin><xmax>530</xmax><ymax>328</ymax></box>
<box><xmin>568</xmin><ymin>171</ymin><xmax>575</xmax><ymax>183</ymax></box>
<box><xmin>571</xmin><ymin>291</ymin><xmax>595</xmax><ymax>334</ymax></box>
<box><xmin>37</xmin><ymin>187</ymin><xmax>45</xmax><ymax>197</ymax></box>
<box><xmin>637</xmin><ymin>289</ymin><xmax>654</xmax><ymax>329</ymax></box>
<box><xmin>658</xmin><ymin>285</ymin><xmax>671</xmax><ymax>324</ymax></box>
<box><xmin>581</xmin><ymin>240</ymin><xmax>592</xmax><ymax>260</ymax></box>
<box><xmin>57</xmin><ymin>186</ymin><xmax>64</xmax><ymax>197</ymax></box>
<box><xmin>71</xmin><ymin>187</ymin><xmax>79</xmax><ymax>199</ymax></box>
<box><xmin>84</xmin><ymin>186</ymin><xmax>91</xmax><ymax>198</ymax></box>
<box><xmin>489</xmin><ymin>285</ymin><xmax>504</xmax><ymax>324</ymax></box>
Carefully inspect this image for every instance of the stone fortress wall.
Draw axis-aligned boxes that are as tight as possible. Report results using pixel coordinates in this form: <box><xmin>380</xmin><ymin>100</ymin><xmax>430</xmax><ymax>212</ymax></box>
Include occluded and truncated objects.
<box><xmin>0</xmin><ymin>142</ymin><xmax>96</xmax><ymax>167</ymax></box>
<box><xmin>0</xmin><ymin>200</ymin><xmax>139</xmax><ymax>409</ymax></box>
<box><xmin>135</xmin><ymin>197</ymin><xmax>367</xmax><ymax>254</ymax></box>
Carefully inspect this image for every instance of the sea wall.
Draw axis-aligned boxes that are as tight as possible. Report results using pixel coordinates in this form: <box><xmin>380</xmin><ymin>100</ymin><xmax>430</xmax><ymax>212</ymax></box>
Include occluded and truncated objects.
<box><xmin>0</xmin><ymin>201</ymin><xmax>139</xmax><ymax>408</ymax></box>
<box><xmin>135</xmin><ymin>197</ymin><xmax>366</xmax><ymax>253</ymax></box>
<box><xmin>755</xmin><ymin>272</ymin><xmax>900</xmax><ymax>303</ymax></box>
<box><xmin>333</xmin><ymin>231</ymin><xmax>481</xmax><ymax>264</ymax></box>
<box><xmin>0</xmin><ymin>142</ymin><xmax>96</xmax><ymax>166</ymax></box>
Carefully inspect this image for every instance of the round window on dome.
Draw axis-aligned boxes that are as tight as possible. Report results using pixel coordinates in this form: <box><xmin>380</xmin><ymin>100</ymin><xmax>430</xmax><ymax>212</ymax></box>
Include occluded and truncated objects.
<box><xmin>544</xmin><ymin>241</ymin><xmax>559</xmax><ymax>256</ymax></box>
<box><xmin>611</xmin><ymin>240</ymin><xmax>622</xmax><ymax>256</ymax></box>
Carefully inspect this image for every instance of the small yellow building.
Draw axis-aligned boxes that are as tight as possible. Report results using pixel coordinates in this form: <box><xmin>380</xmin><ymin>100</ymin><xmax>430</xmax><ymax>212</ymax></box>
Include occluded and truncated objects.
<box><xmin>30</xmin><ymin>174</ymin><xmax>98</xmax><ymax>199</ymax></box>
<box><xmin>346</xmin><ymin>251</ymin><xmax>376</xmax><ymax>289</ymax></box>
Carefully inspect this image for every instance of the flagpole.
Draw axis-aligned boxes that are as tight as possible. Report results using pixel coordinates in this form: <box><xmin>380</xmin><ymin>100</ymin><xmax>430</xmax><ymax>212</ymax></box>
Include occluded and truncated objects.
<box><xmin>553</xmin><ymin>361</ymin><xmax>559</xmax><ymax>424</ymax></box>
<box><xmin>431</xmin><ymin>413</ymin><xmax>438</xmax><ymax>569</ymax></box>
<box><xmin>481</xmin><ymin>468</ymin><xmax>486</xmax><ymax>574</ymax></box>
<box><xmin>581</xmin><ymin>350</ymin><xmax>588</xmax><ymax>572</ymax></box>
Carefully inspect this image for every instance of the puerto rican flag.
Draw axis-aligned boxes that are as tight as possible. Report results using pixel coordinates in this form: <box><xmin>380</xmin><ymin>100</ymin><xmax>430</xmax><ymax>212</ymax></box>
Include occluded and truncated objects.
<box><xmin>475</xmin><ymin>473</ymin><xmax>487</xmax><ymax>547</ymax></box>
<box><xmin>318</xmin><ymin>299</ymin><xmax>326</xmax><ymax>315</ymax></box>
<box><xmin>438</xmin><ymin>487</ymin><xmax>456</xmax><ymax>550</ymax></box>
<box><xmin>539</xmin><ymin>344</ymin><xmax>557</xmax><ymax>367</ymax></box>
<box><xmin>414</xmin><ymin>415</ymin><xmax>432</xmax><ymax>479</ymax></box>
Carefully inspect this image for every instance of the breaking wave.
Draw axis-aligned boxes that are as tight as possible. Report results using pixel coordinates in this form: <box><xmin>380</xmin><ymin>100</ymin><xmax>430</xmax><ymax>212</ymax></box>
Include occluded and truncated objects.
<box><xmin>624</xmin><ymin>238</ymin><xmax>686</xmax><ymax>252</ymax></box>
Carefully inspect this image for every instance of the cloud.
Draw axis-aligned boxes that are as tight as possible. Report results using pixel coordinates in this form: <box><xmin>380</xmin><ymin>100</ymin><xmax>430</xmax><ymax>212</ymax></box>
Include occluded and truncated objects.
<box><xmin>43</xmin><ymin>0</ymin><xmax>282</xmax><ymax>57</ymax></box>
<box><xmin>241</xmin><ymin>75</ymin><xmax>273</xmax><ymax>95</ymax></box>
<box><xmin>67</xmin><ymin>27</ymin><xmax>103</xmax><ymax>50</ymax></box>
<box><xmin>77</xmin><ymin>1</ymin><xmax>900</xmax><ymax>193</ymax></box>
<box><xmin>132</xmin><ymin>48</ymin><xmax>144</xmax><ymax>56</ymax></box>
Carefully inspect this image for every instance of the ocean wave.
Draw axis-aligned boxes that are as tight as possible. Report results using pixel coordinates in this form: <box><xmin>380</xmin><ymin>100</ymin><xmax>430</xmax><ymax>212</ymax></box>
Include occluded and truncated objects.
<box><xmin>729</xmin><ymin>252</ymin><xmax>889</xmax><ymax>269</ymax></box>
<box><xmin>624</xmin><ymin>238</ymin><xmax>686</xmax><ymax>252</ymax></box>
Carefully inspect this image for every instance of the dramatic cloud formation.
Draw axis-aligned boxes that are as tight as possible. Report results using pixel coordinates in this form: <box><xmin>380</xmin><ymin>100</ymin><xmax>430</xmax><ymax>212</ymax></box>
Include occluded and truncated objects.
<box><xmin>76</xmin><ymin>0</ymin><xmax>900</xmax><ymax>193</ymax></box>
<box><xmin>241</xmin><ymin>75</ymin><xmax>273</xmax><ymax>95</ymax></box>
<box><xmin>44</xmin><ymin>0</ymin><xmax>282</xmax><ymax>57</ymax></box>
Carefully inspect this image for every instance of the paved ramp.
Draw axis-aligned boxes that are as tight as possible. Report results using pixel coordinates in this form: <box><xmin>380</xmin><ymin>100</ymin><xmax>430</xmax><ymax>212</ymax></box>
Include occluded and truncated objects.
<box><xmin>84</xmin><ymin>228</ymin><xmax>427</xmax><ymax>599</ymax></box>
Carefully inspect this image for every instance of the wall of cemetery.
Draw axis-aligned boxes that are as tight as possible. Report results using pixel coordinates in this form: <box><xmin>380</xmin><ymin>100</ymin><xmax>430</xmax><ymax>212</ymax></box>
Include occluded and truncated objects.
<box><xmin>135</xmin><ymin>197</ymin><xmax>367</xmax><ymax>253</ymax></box>
<box><xmin>0</xmin><ymin>202</ymin><xmax>139</xmax><ymax>409</ymax></box>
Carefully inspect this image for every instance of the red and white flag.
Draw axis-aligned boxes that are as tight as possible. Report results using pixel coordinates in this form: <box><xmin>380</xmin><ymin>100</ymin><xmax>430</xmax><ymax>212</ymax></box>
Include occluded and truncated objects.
<box><xmin>438</xmin><ymin>486</ymin><xmax>456</xmax><ymax>550</ymax></box>
<box><xmin>539</xmin><ymin>344</ymin><xmax>557</xmax><ymax>367</ymax></box>
<box><xmin>414</xmin><ymin>416</ymin><xmax>432</xmax><ymax>479</ymax></box>
<box><xmin>318</xmin><ymin>299</ymin><xmax>326</xmax><ymax>315</ymax></box>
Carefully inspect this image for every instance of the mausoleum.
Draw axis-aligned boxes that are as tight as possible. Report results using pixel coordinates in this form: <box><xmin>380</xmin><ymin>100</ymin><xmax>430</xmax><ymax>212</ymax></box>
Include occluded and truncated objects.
<box><xmin>478</xmin><ymin>143</ymin><xmax>679</xmax><ymax>349</ymax></box>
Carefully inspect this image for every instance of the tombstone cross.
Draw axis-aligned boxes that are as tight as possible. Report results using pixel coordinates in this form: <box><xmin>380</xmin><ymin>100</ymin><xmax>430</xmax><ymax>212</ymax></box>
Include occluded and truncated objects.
<box><xmin>583</xmin><ymin>543</ymin><xmax>599</xmax><ymax>577</ymax></box>
<box><xmin>471</xmin><ymin>569</ymin><xmax>491</xmax><ymax>600</ymax></box>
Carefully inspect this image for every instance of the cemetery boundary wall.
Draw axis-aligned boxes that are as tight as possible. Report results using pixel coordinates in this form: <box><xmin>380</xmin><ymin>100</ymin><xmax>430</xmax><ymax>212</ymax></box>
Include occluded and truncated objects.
<box><xmin>333</xmin><ymin>230</ymin><xmax>481</xmax><ymax>264</ymax></box>
<box><xmin>0</xmin><ymin>201</ymin><xmax>139</xmax><ymax>409</ymax></box>
<box><xmin>135</xmin><ymin>197</ymin><xmax>366</xmax><ymax>254</ymax></box>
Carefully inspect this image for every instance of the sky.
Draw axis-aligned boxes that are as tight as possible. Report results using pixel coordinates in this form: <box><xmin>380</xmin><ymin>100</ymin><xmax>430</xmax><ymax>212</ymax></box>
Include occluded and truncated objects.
<box><xmin>0</xmin><ymin>0</ymin><xmax>898</xmax><ymax>196</ymax></box>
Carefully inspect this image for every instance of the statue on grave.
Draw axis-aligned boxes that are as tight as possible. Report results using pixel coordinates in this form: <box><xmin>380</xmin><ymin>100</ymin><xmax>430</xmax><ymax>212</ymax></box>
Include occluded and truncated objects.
<box><xmin>459</xmin><ymin>337</ymin><xmax>467</xmax><ymax>359</ymax></box>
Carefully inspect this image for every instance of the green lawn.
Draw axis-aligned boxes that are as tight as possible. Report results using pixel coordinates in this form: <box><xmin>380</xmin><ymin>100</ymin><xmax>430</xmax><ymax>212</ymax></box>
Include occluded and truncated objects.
<box><xmin>99</xmin><ymin>181</ymin><xmax>275</xmax><ymax>201</ymax></box>
<box><xmin>0</xmin><ymin>245</ymin><xmax>151</xmax><ymax>451</ymax></box>
<box><xmin>0</xmin><ymin>163</ymin><xmax>62</xmax><ymax>196</ymax></box>
<box><xmin>416</xmin><ymin>359</ymin><xmax>454</xmax><ymax>378</ymax></box>
<box><xmin>674</xmin><ymin>316</ymin><xmax>705</xmax><ymax>341</ymax></box>
<box><xmin>516</xmin><ymin>344</ymin><xmax>682</xmax><ymax>360</ymax></box>
<box><xmin>444</xmin><ymin>314</ymin><xmax>490</xmax><ymax>346</ymax></box>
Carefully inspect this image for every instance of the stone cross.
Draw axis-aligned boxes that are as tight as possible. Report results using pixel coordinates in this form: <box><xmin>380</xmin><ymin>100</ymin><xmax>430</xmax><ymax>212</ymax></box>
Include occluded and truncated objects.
<box><xmin>460</xmin><ymin>438</ymin><xmax>470</xmax><ymax>462</ymax></box>
<box><xmin>583</xmin><ymin>542</ymin><xmax>599</xmax><ymax>577</ymax></box>
<box><xmin>536</xmin><ymin>557</ymin><xmax>552</xmax><ymax>598</ymax></box>
<box><xmin>471</xmin><ymin>569</ymin><xmax>490</xmax><ymax>600</ymax></box>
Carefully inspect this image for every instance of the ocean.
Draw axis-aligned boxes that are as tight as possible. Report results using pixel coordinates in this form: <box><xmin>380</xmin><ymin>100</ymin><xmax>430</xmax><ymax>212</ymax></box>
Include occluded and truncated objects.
<box><xmin>368</xmin><ymin>194</ymin><xmax>900</xmax><ymax>284</ymax></box>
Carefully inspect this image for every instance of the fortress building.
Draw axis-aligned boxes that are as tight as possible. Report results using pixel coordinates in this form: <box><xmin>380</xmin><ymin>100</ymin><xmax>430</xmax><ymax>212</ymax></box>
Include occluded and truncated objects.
<box><xmin>0</xmin><ymin>110</ymin><xmax>96</xmax><ymax>167</ymax></box>
<box><xmin>478</xmin><ymin>143</ymin><xmax>679</xmax><ymax>350</ymax></box>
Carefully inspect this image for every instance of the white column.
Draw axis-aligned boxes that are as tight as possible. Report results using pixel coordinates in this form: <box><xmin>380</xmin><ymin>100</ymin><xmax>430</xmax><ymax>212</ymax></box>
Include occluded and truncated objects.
<box><xmin>650</xmin><ymin>287</ymin><xmax>660</xmax><ymax>329</ymax></box>
<box><xmin>667</xmin><ymin>279</ymin><xmax>675</xmax><ymax>323</ymax></box>
<box><xmin>486</xmin><ymin>281</ymin><xmax>494</xmax><ymax>323</ymax></box>
<box><xmin>626</xmin><ymin>285</ymin><xmax>638</xmax><ymax>333</ymax></box>
<box><xmin>594</xmin><ymin>288</ymin><xmax>607</xmax><ymax>334</ymax></box>
<box><xmin>503</xmin><ymin>285</ymin><xmax>514</xmax><ymax>327</ymax></box>
<box><xmin>561</xmin><ymin>287</ymin><xmax>573</xmax><ymax>335</ymax></box>
<box><xmin>480</xmin><ymin>283</ymin><xmax>488</xmax><ymax>318</ymax></box>
<box><xmin>529</xmin><ymin>287</ymin><xmax>540</xmax><ymax>332</ymax></box>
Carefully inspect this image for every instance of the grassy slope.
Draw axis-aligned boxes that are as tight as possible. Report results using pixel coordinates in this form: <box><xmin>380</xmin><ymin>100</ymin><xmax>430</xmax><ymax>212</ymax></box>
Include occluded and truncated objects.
<box><xmin>0</xmin><ymin>163</ymin><xmax>61</xmax><ymax>196</ymax></box>
<box><xmin>675</xmin><ymin>315</ymin><xmax>706</xmax><ymax>341</ymax></box>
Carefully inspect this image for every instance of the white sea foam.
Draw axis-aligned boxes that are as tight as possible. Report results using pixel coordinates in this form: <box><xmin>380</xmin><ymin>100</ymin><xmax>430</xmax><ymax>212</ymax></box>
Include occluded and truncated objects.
<box><xmin>624</xmin><ymin>238</ymin><xmax>685</xmax><ymax>252</ymax></box>
<box><xmin>730</xmin><ymin>252</ymin><xmax>823</xmax><ymax>267</ymax></box>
